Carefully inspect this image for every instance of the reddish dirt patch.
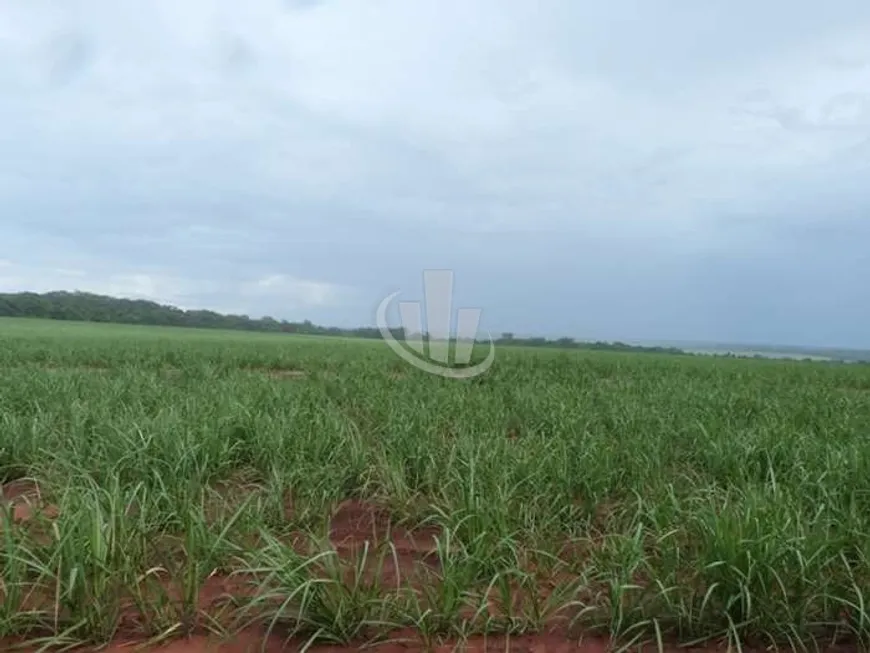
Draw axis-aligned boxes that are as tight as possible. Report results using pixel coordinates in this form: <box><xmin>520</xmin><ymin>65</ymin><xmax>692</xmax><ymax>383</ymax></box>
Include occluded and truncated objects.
<box><xmin>91</xmin><ymin>631</ymin><xmax>614</xmax><ymax>652</ymax></box>
<box><xmin>29</xmin><ymin>629</ymin><xmax>835</xmax><ymax>653</ymax></box>
<box><xmin>326</xmin><ymin>500</ymin><xmax>442</xmax><ymax>575</ymax></box>
<box><xmin>274</xmin><ymin>500</ymin><xmax>443</xmax><ymax>590</ymax></box>
<box><xmin>4</xmin><ymin>495</ymin><xmax>851</xmax><ymax>653</ymax></box>
<box><xmin>328</xmin><ymin>500</ymin><xmax>439</xmax><ymax>549</ymax></box>
<box><xmin>1</xmin><ymin>478</ymin><xmax>58</xmax><ymax>522</ymax></box>
<box><xmin>1</xmin><ymin>477</ymin><xmax>39</xmax><ymax>501</ymax></box>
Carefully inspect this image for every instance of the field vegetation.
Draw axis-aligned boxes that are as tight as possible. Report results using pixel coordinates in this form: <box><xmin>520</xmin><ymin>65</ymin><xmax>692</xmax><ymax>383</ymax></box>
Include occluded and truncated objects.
<box><xmin>1</xmin><ymin>317</ymin><xmax>870</xmax><ymax>652</ymax></box>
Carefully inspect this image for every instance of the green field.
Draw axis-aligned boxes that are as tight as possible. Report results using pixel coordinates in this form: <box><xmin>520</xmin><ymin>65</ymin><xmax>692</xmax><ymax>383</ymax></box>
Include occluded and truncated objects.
<box><xmin>2</xmin><ymin>317</ymin><xmax>870</xmax><ymax>651</ymax></box>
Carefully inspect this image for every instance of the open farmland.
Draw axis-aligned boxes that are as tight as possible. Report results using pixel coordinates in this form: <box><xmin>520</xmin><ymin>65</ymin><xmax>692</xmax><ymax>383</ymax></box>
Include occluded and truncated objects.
<box><xmin>2</xmin><ymin>318</ymin><xmax>870</xmax><ymax>652</ymax></box>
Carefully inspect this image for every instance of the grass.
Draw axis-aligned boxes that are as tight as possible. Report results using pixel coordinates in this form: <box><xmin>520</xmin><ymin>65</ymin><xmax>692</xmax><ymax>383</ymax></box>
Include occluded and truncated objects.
<box><xmin>1</xmin><ymin>316</ymin><xmax>870</xmax><ymax>651</ymax></box>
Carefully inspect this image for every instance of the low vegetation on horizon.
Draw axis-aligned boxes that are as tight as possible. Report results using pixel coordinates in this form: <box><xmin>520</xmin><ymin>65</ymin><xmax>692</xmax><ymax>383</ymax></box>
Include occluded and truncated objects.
<box><xmin>0</xmin><ymin>290</ymin><xmax>689</xmax><ymax>355</ymax></box>
<box><xmin>1</xmin><ymin>317</ymin><xmax>870</xmax><ymax>651</ymax></box>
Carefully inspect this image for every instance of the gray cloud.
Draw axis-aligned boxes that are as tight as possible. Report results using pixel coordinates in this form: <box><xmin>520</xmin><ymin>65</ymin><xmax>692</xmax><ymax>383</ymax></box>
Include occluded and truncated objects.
<box><xmin>2</xmin><ymin>0</ymin><xmax>870</xmax><ymax>347</ymax></box>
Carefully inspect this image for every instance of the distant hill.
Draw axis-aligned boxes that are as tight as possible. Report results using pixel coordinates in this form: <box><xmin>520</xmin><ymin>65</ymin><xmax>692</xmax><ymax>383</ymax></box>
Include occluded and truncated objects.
<box><xmin>0</xmin><ymin>290</ymin><xmax>689</xmax><ymax>356</ymax></box>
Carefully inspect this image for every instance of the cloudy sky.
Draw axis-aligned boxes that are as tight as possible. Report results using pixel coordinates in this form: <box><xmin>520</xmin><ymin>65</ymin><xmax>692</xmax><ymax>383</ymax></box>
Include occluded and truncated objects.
<box><xmin>2</xmin><ymin>0</ymin><xmax>870</xmax><ymax>347</ymax></box>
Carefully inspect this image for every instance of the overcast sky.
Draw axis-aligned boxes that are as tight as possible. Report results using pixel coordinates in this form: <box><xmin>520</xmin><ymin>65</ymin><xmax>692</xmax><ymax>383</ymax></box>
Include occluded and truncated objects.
<box><xmin>2</xmin><ymin>1</ymin><xmax>870</xmax><ymax>347</ymax></box>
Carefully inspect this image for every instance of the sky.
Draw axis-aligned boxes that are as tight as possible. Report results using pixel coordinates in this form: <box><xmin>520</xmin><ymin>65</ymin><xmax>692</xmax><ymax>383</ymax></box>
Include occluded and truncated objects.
<box><xmin>2</xmin><ymin>0</ymin><xmax>870</xmax><ymax>348</ymax></box>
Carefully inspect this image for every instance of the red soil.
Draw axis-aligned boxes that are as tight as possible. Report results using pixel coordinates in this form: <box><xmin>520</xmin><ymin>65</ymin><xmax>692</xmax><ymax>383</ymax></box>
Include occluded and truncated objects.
<box><xmin>327</xmin><ymin>499</ymin><xmax>442</xmax><ymax>572</ymax></box>
<box><xmin>1</xmin><ymin>477</ymin><xmax>58</xmax><ymax>522</ymax></box>
<box><xmin>0</xmin><ymin>488</ymin><xmax>857</xmax><ymax>653</ymax></box>
<box><xmin>97</xmin><ymin>630</ymin><xmax>613</xmax><ymax>652</ymax></box>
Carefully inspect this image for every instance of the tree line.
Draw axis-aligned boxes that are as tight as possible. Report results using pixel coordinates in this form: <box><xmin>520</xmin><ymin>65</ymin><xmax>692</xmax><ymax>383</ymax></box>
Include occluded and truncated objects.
<box><xmin>0</xmin><ymin>290</ymin><xmax>687</xmax><ymax>355</ymax></box>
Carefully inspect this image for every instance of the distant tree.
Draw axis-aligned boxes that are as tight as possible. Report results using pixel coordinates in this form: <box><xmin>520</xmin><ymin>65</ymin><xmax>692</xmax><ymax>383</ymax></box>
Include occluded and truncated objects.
<box><xmin>0</xmin><ymin>290</ymin><xmax>694</xmax><ymax>356</ymax></box>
